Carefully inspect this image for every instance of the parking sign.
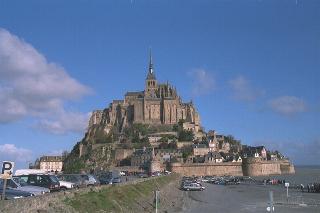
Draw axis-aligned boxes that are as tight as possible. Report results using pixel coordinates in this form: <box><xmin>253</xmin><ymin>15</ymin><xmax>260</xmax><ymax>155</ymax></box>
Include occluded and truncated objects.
<box><xmin>0</xmin><ymin>161</ymin><xmax>14</xmax><ymax>179</ymax></box>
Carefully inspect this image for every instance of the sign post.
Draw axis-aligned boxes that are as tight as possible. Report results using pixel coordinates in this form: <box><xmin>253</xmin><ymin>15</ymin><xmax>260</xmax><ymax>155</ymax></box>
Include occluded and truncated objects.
<box><xmin>266</xmin><ymin>191</ymin><xmax>275</xmax><ymax>212</ymax></box>
<box><xmin>1</xmin><ymin>161</ymin><xmax>14</xmax><ymax>200</ymax></box>
<box><xmin>1</xmin><ymin>179</ymin><xmax>7</xmax><ymax>201</ymax></box>
<box><xmin>285</xmin><ymin>182</ymin><xmax>290</xmax><ymax>203</ymax></box>
<box><xmin>155</xmin><ymin>190</ymin><xmax>160</xmax><ymax>213</ymax></box>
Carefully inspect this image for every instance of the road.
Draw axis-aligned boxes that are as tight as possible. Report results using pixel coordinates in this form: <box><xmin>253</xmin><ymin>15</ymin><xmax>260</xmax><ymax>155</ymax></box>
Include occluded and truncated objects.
<box><xmin>182</xmin><ymin>182</ymin><xmax>320</xmax><ymax>213</ymax></box>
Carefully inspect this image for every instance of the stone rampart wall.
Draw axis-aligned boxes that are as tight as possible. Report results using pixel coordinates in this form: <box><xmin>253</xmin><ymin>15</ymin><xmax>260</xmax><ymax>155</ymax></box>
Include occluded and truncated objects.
<box><xmin>280</xmin><ymin>161</ymin><xmax>295</xmax><ymax>174</ymax></box>
<box><xmin>170</xmin><ymin>158</ymin><xmax>295</xmax><ymax>177</ymax></box>
<box><xmin>242</xmin><ymin>158</ymin><xmax>295</xmax><ymax>176</ymax></box>
<box><xmin>170</xmin><ymin>162</ymin><xmax>243</xmax><ymax>176</ymax></box>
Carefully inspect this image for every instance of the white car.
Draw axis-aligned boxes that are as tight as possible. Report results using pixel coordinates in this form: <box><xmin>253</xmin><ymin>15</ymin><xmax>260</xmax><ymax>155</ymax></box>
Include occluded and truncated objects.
<box><xmin>164</xmin><ymin>170</ymin><xmax>172</xmax><ymax>175</ymax></box>
<box><xmin>59</xmin><ymin>180</ymin><xmax>75</xmax><ymax>190</ymax></box>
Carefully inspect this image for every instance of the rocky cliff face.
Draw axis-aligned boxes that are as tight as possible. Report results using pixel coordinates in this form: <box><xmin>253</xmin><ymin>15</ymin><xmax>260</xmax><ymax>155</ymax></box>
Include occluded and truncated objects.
<box><xmin>63</xmin><ymin>111</ymin><xmax>117</xmax><ymax>173</ymax></box>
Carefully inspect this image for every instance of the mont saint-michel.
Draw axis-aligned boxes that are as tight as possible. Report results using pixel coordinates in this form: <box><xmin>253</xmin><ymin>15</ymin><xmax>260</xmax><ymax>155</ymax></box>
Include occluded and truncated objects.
<box><xmin>62</xmin><ymin>55</ymin><xmax>295</xmax><ymax>178</ymax></box>
<box><xmin>88</xmin><ymin>54</ymin><xmax>200</xmax><ymax>135</ymax></box>
<box><xmin>1</xmin><ymin>2</ymin><xmax>319</xmax><ymax>212</ymax></box>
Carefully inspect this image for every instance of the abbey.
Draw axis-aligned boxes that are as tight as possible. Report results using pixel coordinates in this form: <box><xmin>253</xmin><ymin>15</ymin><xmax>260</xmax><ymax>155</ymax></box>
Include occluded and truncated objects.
<box><xmin>88</xmin><ymin>53</ymin><xmax>201</xmax><ymax>133</ymax></box>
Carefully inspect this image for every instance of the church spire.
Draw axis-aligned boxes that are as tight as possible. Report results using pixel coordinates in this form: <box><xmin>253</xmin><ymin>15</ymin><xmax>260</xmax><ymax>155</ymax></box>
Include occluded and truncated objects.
<box><xmin>146</xmin><ymin>48</ymin><xmax>156</xmax><ymax>80</ymax></box>
<box><xmin>149</xmin><ymin>48</ymin><xmax>153</xmax><ymax>74</ymax></box>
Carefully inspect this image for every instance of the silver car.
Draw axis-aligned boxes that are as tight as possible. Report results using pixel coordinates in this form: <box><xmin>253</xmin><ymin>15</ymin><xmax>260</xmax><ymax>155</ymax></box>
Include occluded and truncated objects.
<box><xmin>80</xmin><ymin>174</ymin><xmax>100</xmax><ymax>187</ymax></box>
<box><xmin>182</xmin><ymin>182</ymin><xmax>205</xmax><ymax>191</ymax></box>
<box><xmin>4</xmin><ymin>178</ymin><xmax>50</xmax><ymax>196</ymax></box>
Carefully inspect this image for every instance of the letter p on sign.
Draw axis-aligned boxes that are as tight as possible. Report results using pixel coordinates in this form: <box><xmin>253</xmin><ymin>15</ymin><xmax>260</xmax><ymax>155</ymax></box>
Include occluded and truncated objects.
<box><xmin>1</xmin><ymin>161</ymin><xmax>14</xmax><ymax>179</ymax></box>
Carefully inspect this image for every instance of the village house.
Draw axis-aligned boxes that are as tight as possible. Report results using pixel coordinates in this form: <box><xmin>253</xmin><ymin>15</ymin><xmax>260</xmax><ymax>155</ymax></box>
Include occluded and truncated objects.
<box><xmin>192</xmin><ymin>144</ymin><xmax>210</xmax><ymax>156</ymax></box>
<box><xmin>39</xmin><ymin>156</ymin><xmax>64</xmax><ymax>172</ymax></box>
<box><xmin>154</xmin><ymin>149</ymin><xmax>183</xmax><ymax>163</ymax></box>
<box><xmin>205</xmin><ymin>152</ymin><xmax>223</xmax><ymax>163</ymax></box>
<box><xmin>231</xmin><ymin>154</ymin><xmax>242</xmax><ymax>163</ymax></box>
<box><xmin>241</xmin><ymin>145</ymin><xmax>267</xmax><ymax>160</ymax></box>
<box><xmin>131</xmin><ymin>148</ymin><xmax>153</xmax><ymax>168</ymax></box>
<box><xmin>207</xmin><ymin>130</ymin><xmax>231</xmax><ymax>153</ymax></box>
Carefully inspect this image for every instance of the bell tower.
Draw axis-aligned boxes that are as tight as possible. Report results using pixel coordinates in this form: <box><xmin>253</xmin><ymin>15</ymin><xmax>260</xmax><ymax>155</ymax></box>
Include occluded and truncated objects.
<box><xmin>145</xmin><ymin>50</ymin><xmax>157</xmax><ymax>98</ymax></box>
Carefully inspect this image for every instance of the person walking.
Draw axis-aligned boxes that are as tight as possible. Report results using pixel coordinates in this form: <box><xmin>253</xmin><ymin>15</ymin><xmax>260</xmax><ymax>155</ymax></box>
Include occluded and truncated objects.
<box><xmin>300</xmin><ymin>184</ymin><xmax>304</xmax><ymax>192</ymax></box>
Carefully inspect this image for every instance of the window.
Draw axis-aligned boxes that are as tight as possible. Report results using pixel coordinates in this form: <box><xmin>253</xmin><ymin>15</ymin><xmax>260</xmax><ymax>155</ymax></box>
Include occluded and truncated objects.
<box><xmin>29</xmin><ymin>175</ymin><xmax>37</xmax><ymax>185</ymax></box>
<box><xmin>37</xmin><ymin>175</ymin><xmax>48</xmax><ymax>185</ymax></box>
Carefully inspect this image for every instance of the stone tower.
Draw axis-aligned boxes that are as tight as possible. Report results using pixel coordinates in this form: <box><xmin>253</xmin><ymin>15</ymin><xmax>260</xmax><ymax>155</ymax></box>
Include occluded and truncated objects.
<box><xmin>145</xmin><ymin>51</ymin><xmax>157</xmax><ymax>98</ymax></box>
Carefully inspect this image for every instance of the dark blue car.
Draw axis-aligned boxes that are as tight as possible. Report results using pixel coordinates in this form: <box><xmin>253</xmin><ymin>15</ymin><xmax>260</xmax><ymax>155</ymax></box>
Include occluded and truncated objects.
<box><xmin>0</xmin><ymin>186</ymin><xmax>34</xmax><ymax>200</ymax></box>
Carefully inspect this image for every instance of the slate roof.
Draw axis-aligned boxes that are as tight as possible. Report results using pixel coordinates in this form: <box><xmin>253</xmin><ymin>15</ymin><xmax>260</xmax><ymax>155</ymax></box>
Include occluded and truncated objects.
<box><xmin>125</xmin><ymin>91</ymin><xmax>144</xmax><ymax>97</ymax></box>
<box><xmin>207</xmin><ymin>151</ymin><xmax>222</xmax><ymax>159</ymax></box>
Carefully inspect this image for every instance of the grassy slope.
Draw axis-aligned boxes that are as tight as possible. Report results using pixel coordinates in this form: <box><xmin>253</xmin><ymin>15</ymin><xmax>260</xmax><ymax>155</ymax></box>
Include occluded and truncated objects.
<box><xmin>64</xmin><ymin>174</ymin><xmax>178</xmax><ymax>213</ymax></box>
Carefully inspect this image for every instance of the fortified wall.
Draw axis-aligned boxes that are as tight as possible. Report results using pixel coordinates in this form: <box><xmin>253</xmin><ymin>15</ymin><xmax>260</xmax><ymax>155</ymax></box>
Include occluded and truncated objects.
<box><xmin>280</xmin><ymin>160</ymin><xmax>295</xmax><ymax>174</ymax></box>
<box><xmin>170</xmin><ymin>162</ymin><xmax>243</xmax><ymax>176</ymax></box>
<box><xmin>170</xmin><ymin>158</ymin><xmax>295</xmax><ymax>177</ymax></box>
<box><xmin>242</xmin><ymin>158</ymin><xmax>295</xmax><ymax>176</ymax></box>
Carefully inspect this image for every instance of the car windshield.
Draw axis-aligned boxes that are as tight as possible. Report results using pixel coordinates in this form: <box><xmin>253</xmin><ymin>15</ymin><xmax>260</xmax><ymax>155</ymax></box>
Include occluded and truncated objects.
<box><xmin>49</xmin><ymin>175</ymin><xmax>60</xmax><ymax>183</ymax></box>
<box><xmin>7</xmin><ymin>179</ymin><xmax>20</xmax><ymax>188</ymax></box>
<box><xmin>0</xmin><ymin>179</ymin><xmax>19</xmax><ymax>188</ymax></box>
<box><xmin>64</xmin><ymin>175</ymin><xmax>80</xmax><ymax>182</ymax></box>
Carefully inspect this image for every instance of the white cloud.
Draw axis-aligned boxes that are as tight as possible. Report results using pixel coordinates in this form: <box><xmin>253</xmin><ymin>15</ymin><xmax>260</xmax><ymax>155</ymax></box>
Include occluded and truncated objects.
<box><xmin>0</xmin><ymin>144</ymin><xmax>33</xmax><ymax>163</ymax></box>
<box><xmin>268</xmin><ymin>96</ymin><xmax>307</xmax><ymax>116</ymax></box>
<box><xmin>0</xmin><ymin>28</ymin><xmax>91</xmax><ymax>134</ymax></box>
<box><xmin>229</xmin><ymin>75</ymin><xmax>263</xmax><ymax>101</ymax></box>
<box><xmin>37</xmin><ymin>111</ymin><xmax>91</xmax><ymax>134</ymax></box>
<box><xmin>188</xmin><ymin>69</ymin><xmax>215</xmax><ymax>96</ymax></box>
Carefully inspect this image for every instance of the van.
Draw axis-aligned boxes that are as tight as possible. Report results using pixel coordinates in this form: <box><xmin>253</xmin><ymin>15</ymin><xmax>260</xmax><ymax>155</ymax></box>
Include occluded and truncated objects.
<box><xmin>14</xmin><ymin>174</ymin><xmax>60</xmax><ymax>192</ymax></box>
<box><xmin>14</xmin><ymin>169</ymin><xmax>48</xmax><ymax>176</ymax></box>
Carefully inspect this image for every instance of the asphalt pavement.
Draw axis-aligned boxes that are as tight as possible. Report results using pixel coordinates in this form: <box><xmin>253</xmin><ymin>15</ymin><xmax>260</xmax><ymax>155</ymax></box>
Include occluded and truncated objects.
<box><xmin>182</xmin><ymin>182</ymin><xmax>320</xmax><ymax>213</ymax></box>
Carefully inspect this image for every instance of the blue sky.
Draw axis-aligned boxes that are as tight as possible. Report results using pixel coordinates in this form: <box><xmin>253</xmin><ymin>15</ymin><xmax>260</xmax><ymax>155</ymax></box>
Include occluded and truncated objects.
<box><xmin>0</xmin><ymin>0</ymin><xmax>319</xmax><ymax>168</ymax></box>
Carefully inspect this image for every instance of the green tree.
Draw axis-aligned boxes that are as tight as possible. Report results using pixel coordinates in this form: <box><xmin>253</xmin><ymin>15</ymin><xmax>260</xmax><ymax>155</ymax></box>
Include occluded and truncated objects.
<box><xmin>178</xmin><ymin>130</ymin><xmax>194</xmax><ymax>141</ymax></box>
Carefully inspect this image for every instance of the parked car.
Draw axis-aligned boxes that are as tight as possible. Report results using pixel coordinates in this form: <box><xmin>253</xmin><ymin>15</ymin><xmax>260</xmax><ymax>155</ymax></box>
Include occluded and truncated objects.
<box><xmin>98</xmin><ymin>174</ymin><xmax>113</xmax><ymax>185</ymax></box>
<box><xmin>14</xmin><ymin>174</ymin><xmax>60</xmax><ymax>192</ymax></box>
<box><xmin>3</xmin><ymin>178</ymin><xmax>49</xmax><ymax>196</ymax></box>
<box><xmin>111</xmin><ymin>176</ymin><xmax>121</xmax><ymax>184</ymax></box>
<box><xmin>98</xmin><ymin>172</ymin><xmax>121</xmax><ymax>185</ymax></box>
<box><xmin>80</xmin><ymin>174</ymin><xmax>100</xmax><ymax>186</ymax></box>
<box><xmin>182</xmin><ymin>183</ymin><xmax>205</xmax><ymax>191</ymax></box>
<box><xmin>14</xmin><ymin>169</ymin><xmax>48</xmax><ymax>176</ymax></box>
<box><xmin>57</xmin><ymin>174</ymin><xmax>86</xmax><ymax>188</ymax></box>
<box><xmin>58</xmin><ymin>180</ymin><xmax>75</xmax><ymax>190</ymax></box>
<box><xmin>151</xmin><ymin>171</ymin><xmax>161</xmax><ymax>177</ymax></box>
<box><xmin>164</xmin><ymin>170</ymin><xmax>172</xmax><ymax>175</ymax></box>
<box><xmin>138</xmin><ymin>173</ymin><xmax>148</xmax><ymax>178</ymax></box>
<box><xmin>0</xmin><ymin>187</ymin><xmax>34</xmax><ymax>200</ymax></box>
